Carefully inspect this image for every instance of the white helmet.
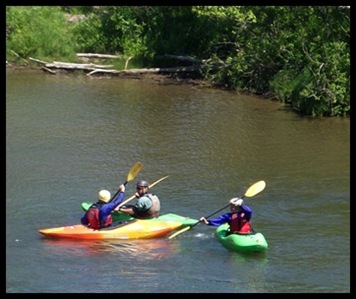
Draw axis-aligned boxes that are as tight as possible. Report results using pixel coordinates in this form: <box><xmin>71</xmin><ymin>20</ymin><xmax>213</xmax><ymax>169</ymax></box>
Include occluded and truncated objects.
<box><xmin>230</xmin><ymin>197</ymin><xmax>243</xmax><ymax>206</ymax></box>
<box><xmin>98</xmin><ymin>190</ymin><xmax>111</xmax><ymax>203</ymax></box>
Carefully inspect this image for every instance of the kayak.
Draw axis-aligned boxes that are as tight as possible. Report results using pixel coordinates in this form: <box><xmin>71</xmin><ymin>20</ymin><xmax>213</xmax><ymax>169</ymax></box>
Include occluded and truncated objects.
<box><xmin>81</xmin><ymin>202</ymin><xmax>198</xmax><ymax>227</ymax></box>
<box><xmin>39</xmin><ymin>219</ymin><xmax>182</xmax><ymax>240</ymax></box>
<box><xmin>216</xmin><ymin>223</ymin><xmax>268</xmax><ymax>253</ymax></box>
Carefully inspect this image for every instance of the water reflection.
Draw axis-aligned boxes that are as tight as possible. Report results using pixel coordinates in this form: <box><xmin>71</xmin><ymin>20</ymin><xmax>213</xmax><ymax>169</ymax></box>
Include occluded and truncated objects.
<box><xmin>41</xmin><ymin>238</ymin><xmax>180</xmax><ymax>260</ymax></box>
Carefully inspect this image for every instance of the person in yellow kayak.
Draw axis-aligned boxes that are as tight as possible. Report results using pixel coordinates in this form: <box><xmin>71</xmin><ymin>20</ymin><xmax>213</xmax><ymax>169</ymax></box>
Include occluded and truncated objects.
<box><xmin>81</xmin><ymin>184</ymin><xmax>126</xmax><ymax>229</ymax></box>
<box><xmin>117</xmin><ymin>179</ymin><xmax>160</xmax><ymax>219</ymax></box>
<box><xmin>199</xmin><ymin>198</ymin><xmax>253</xmax><ymax>234</ymax></box>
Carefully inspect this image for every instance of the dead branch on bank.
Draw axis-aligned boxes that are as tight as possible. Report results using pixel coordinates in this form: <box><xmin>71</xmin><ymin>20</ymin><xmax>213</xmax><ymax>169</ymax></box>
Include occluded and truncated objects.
<box><xmin>29</xmin><ymin>54</ymin><xmax>203</xmax><ymax>78</ymax></box>
<box><xmin>76</xmin><ymin>53</ymin><xmax>121</xmax><ymax>59</ymax></box>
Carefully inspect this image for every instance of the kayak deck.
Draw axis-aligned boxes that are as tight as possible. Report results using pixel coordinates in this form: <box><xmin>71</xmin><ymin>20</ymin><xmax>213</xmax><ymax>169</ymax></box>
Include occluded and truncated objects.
<box><xmin>81</xmin><ymin>202</ymin><xmax>198</xmax><ymax>227</ymax></box>
<box><xmin>216</xmin><ymin>223</ymin><xmax>268</xmax><ymax>253</ymax></box>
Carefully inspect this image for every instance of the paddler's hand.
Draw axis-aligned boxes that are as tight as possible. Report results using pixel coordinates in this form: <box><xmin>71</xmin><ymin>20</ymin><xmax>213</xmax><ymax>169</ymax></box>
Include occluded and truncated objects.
<box><xmin>118</xmin><ymin>184</ymin><xmax>125</xmax><ymax>192</ymax></box>
<box><xmin>199</xmin><ymin>217</ymin><xmax>209</xmax><ymax>225</ymax></box>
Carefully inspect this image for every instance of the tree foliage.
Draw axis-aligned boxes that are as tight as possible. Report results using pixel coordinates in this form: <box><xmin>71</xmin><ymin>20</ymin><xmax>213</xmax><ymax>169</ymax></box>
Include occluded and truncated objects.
<box><xmin>6</xmin><ymin>6</ymin><xmax>77</xmax><ymax>62</ymax></box>
<box><xmin>6</xmin><ymin>6</ymin><xmax>349</xmax><ymax>117</ymax></box>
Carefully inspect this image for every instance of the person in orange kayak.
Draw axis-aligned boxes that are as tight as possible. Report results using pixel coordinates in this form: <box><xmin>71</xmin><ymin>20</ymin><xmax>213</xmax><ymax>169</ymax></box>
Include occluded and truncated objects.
<box><xmin>81</xmin><ymin>184</ymin><xmax>125</xmax><ymax>229</ymax></box>
<box><xmin>199</xmin><ymin>198</ymin><xmax>253</xmax><ymax>234</ymax></box>
<box><xmin>117</xmin><ymin>179</ymin><xmax>160</xmax><ymax>219</ymax></box>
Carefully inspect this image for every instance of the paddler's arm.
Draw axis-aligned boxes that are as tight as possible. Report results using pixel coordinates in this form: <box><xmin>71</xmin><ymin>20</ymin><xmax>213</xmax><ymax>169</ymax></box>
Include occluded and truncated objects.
<box><xmin>111</xmin><ymin>184</ymin><xmax>125</xmax><ymax>206</ymax></box>
<box><xmin>199</xmin><ymin>214</ymin><xmax>230</xmax><ymax>226</ymax></box>
<box><xmin>117</xmin><ymin>206</ymin><xmax>135</xmax><ymax>215</ymax></box>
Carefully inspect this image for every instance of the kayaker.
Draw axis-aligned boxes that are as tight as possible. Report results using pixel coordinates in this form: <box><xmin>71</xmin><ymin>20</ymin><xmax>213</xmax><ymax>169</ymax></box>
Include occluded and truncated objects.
<box><xmin>117</xmin><ymin>179</ymin><xmax>161</xmax><ymax>219</ymax></box>
<box><xmin>81</xmin><ymin>184</ymin><xmax>126</xmax><ymax>229</ymax></box>
<box><xmin>199</xmin><ymin>198</ymin><xmax>253</xmax><ymax>234</ymax></box>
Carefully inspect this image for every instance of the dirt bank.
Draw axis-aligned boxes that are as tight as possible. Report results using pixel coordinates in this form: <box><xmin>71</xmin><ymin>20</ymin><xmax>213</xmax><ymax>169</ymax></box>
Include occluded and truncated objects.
<box><xmin>6</xmin><ymin>62</ymin><xmax>211</xmax><ymax>87</ymax></box>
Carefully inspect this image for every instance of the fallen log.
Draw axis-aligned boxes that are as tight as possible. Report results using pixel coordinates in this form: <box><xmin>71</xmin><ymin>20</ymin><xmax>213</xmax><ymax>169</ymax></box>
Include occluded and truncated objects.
<box><xmin>52</xmin><ymin>61</ymin><xmax>113</xmax><ymax>69</ymax></box>
<box><xmin>30</xmin><ymin>57</ymin><xmax>114</xmax><ymax>71</ymax></box>
<box><xmin>76</xmin><ymin>53</ymin><xmax>121</xmax><ymax>59</ymax></box>
<box><xmin>41</xmin><ymin>66</ymin><xmax>57</xmax><ymax>75</ymax></box>
<box><xmin>29</xmin><ymin>56</ymin><xmax>203</xmax><ymax>78</ymax></box>
<box><xmin>87</xmin><ymin>66</ymin><xmax>200</xmax><ymax>76</ymax></box>
<box><xmin>87</xmin><ymin>69</ymin><xmax>120</xmax><ymax>76</ymax></box>
<box><xmin>29</xmin><ymin>57</ymin><xmax>47</xmax><ymax>65</ymax></box>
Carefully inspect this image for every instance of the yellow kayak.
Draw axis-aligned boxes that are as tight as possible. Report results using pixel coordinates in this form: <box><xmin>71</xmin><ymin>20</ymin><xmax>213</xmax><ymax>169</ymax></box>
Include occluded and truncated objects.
<box><xmin>39</xmin><ymin>219</ymin><xmax>182</xmax><ymax>240</ymax></box>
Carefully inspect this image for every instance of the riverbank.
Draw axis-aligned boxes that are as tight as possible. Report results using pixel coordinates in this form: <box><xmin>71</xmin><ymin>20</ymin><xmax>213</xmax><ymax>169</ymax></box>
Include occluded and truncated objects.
<box><xmin>6</xmin><ymin>61</ymin><xmax>212</xmax><ymax>87</ymax></box>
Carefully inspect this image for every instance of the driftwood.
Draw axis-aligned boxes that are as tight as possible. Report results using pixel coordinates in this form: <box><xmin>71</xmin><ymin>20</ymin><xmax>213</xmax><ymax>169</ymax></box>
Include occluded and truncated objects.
<box><xmin>29</xmin><ymin>54</ymin><xmax>202</xmax><ymax>77</ymax></box>
<box><xmin>51</xmin><ymin>61</ymin><xmax>114</xmax><ymax>69</ymax></box>
<box><xmin>29</xmin><ymin>57</ymin><xmax>114</xmax><ymax>73</ymax></box>
<box><xmin>41</xmin><ymin>66</ymin><xmax>57</xmax><ymax>75</ymax></box>
<box><xmin>76</xmin><ymin>53</ymin><xmax>121</xmax><ymax>59</ymax></box>
<box><xmin>87</xmin><ymin>66</ymin><xmax>200</xmax><ymax>76</ymax></box>
<box><xmin>87</xmin><ymin>69</ymin><xmax>120</xmax><ymax>76</ymax></box>
<box><xmin>29</xmin><ymin>57</ymin><xmax>47</xmax><ymax>65</ymax></box>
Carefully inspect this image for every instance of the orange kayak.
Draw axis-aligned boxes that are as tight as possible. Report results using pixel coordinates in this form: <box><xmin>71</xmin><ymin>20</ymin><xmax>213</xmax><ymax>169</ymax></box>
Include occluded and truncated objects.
<box><xmin>38</xmin><ymin>219</ymin><xmax>182</xmax><ymax>240</ymax></box>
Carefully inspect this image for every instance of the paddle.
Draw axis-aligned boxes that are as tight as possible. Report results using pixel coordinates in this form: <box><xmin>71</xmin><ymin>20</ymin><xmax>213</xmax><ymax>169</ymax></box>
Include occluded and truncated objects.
<box><xmin>115</xmin><ymin>175</ymin><xmax>169</xmax><ymax>210</ymax></box>
<box><xmin>168</xmin><ymin>180</ymin><xmax>266</xmax><ymax>239</ymax></box>
<box><xmin>108</xmin><ymin>161</ymin><xmax>143</xmax><ymax>203</ymax></box>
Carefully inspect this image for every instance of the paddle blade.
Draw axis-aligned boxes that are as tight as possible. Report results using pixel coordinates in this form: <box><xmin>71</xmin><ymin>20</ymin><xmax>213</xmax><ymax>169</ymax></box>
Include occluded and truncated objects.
<box><xmin>244</xmin><ymin>180</ymin><xmax>266</xmax><ymax>198</ymax></box>
<box><xmin>127</xmin><ymin>161</ymin><xmax>143</xmax><ymax>183</ymax></box>
<box><xmin>169</xmin><ymin>226</ymin><xmax>191</xmax><ymax>239</ymax></box>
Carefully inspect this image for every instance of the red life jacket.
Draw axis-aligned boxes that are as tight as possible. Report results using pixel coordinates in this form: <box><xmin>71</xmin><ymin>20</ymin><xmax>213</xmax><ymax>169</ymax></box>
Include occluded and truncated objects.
<box><xmin>86</xmin><ymin>204</ymin><xmax>112</xmax><ymax>229</ymax></box>
<box><xmin>230</xmin><ymin>212</ymin><xmax>252</xmax><ymax>234</ymax></box>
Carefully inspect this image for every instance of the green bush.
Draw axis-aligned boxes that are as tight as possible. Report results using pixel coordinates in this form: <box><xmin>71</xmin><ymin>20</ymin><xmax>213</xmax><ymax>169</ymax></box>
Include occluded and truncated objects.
<box><xmin>6</xmin><ymin>6</ymin><xmax>77</xmax><ymax>62</ymax></box>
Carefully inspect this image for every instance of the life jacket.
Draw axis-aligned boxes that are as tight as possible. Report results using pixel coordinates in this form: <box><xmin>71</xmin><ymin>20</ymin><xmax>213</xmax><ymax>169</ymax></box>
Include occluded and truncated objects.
<box><xmin>134</xmin><ymin>194</ymin><xmax>160</xmax><ymax>219</ymax></box>
<box><xmin>230</xmin><ymin>211</ymin><xmax>252</xmax><ymax>234</ymax></box>
<box><xmin>86</xmin><ymin>203</ymin><xmax>112</xmax><ymax>229</ymax></box>
<box><xmin>146</xmin><ymin>194</ymin><xmax>160</xmax><ymax>218</ymax></box>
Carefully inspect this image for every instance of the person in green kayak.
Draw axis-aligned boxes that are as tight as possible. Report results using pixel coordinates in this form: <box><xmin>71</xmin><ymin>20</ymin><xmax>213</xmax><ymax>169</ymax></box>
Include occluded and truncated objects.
<box><xmin>81</xmin><ymin>184</ymin><xmax>126</xmax><ymax>229</ymax></box>
<box><xmin>117</xmin><ymin>179</ymin><xmax>161</xmax><ymax>219</ymax></box>
<box><xmin>199</xmin><ymin>198</ymin><xmax>253</xmax><ymax>234</ymax></box>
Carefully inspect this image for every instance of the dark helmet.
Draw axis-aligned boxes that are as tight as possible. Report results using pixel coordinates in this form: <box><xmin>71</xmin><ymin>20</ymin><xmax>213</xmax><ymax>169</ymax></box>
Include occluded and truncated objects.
<box><xmin>136</xmin><ymin>180</ymin><xmax>149</xmax><ymax>188</ymax></box>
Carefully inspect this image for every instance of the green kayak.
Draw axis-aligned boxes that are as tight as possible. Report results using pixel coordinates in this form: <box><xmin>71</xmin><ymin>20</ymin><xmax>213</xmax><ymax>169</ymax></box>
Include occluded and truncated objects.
<box><xmin>81</xmin><ymin>202</ymin><xmax>198</xmax><ymax>228</ymax></box>
<box><xmin>216</xmin><ymin>223</ymin><xmax>268</xmax><ymax>253</ymax></box>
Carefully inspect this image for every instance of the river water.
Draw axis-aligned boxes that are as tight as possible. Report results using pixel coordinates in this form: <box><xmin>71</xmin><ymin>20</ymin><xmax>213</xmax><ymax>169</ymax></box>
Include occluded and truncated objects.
<box><xmin>6</xmin><ymin>70</ymin><xmax>350</xmax><ymax>293</ymax></box>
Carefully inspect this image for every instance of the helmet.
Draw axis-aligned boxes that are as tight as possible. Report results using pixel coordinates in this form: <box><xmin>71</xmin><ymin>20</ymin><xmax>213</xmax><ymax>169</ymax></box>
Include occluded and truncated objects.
<box><xmin>98</xmin><ymin>190</ymin><xmax>111</xmax><ymax>203</ymax></box>
<box><xmin>230</xmin><ymin>198</ymin><xmax>239</xmax><ymax>205</ymax></box>
<box><xmin>136</xmin><ymin>180</ymin><xmax>149</xmax><ymax>188</ymax></box>
<box><xmin>230</xmin><ymin>197</ymin><xmax>243</xmax><ymax>207</ymax></box>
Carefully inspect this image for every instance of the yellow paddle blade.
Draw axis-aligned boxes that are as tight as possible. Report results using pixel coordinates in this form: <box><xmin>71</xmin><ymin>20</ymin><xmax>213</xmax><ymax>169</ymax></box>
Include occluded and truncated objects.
<box><xmin>244</xmin><ymin>180</ymin><xmax>266</xmax><ymax>198</ymax></box>
<box><xmin>127</xmin><ymin>161</ymin><xmax>143</xmax><ymax>182</ymax></box>
<box><xmin>169</xmin><ymin>226</ymin><xmax>190</xmax><ymax>239</ymax></box>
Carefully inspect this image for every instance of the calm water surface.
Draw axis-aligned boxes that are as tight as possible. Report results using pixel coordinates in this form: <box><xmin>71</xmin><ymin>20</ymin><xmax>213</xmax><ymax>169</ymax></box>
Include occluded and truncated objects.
<box><xmin>6</xmin><ymin>70</ymin><xmax>350</xmax><ymax>293</ymax></box>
